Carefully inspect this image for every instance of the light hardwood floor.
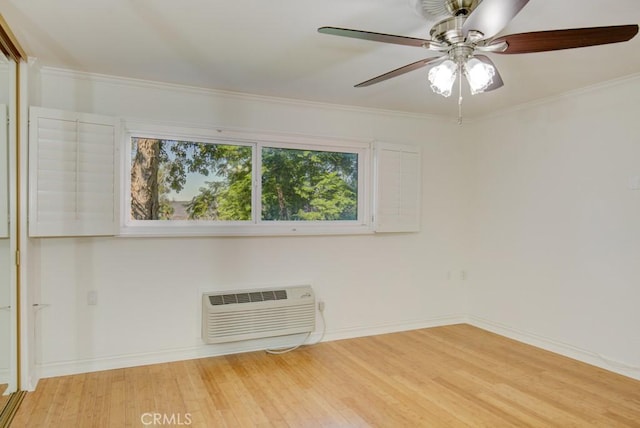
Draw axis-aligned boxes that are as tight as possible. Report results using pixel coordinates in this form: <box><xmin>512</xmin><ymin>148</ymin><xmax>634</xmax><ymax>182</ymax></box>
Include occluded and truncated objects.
<box><xmin>10</xmin><ymin>324</ymin><xmax>640</xmax><ymax>427</ymax></box>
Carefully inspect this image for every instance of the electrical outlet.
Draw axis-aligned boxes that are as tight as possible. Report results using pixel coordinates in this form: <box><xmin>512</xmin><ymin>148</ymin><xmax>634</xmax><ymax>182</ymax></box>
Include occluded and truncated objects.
<box><xmin>460</xmin><ymin>270</ymin><xmax>467</xmax><ymax>281</ymax></box>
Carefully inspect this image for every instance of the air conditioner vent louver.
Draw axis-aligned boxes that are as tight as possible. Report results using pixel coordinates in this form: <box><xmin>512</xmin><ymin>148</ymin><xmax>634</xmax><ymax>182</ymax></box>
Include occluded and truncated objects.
<box><xmin>209</xmin><ymin>289</ymin><xmax>289</xmax><ymax>306</ymax></box>
<box><xmin>202</xmin><ymin>286</ymin><xmax>315</xmax><ymax>344</ymax></box>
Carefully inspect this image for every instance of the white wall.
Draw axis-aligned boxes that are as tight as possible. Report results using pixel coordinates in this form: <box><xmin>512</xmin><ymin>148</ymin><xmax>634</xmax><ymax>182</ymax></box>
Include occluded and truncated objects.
<box><xmin>31</xmin><ymin>67</ymin><xmax>640</xmax><ymax>382</ymax></box>
<box><xmin>467</xmin><ymin>75</ymin><xmax>640</xmax><ymax>379</ymax></box>
<box><xmin>31</xmin><ymin>69</ymin><xmax>472</xmax><ymax>377</ymax></box>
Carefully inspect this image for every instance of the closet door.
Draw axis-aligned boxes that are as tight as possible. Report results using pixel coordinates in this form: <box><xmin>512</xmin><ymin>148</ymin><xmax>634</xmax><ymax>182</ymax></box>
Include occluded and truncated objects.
<box><xmin>0</xmin><ymin>104</ymin><xmax>6</xmax><ymax>238</ymax></box>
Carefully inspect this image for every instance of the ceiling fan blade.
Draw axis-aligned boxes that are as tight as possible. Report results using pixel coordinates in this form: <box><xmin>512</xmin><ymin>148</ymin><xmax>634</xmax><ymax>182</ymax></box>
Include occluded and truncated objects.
<box><xmin>355</xmin><ymin>57</ymin><xmax>445</xmax><ymax>88</ymax></box>
<box><xmin>489</xmin><ymin>25</ymin><xmax>639</xmax><ymax>54</ymax></box>
<box><xmin>473</xmin><ymin>55</ymin><xmax>504</xmax><ymax>92</ymax></box>
<box><xmin>318</xmin><ymin>26</ymin><xmax>433</xmax><ymax>48</ymax></box>
<box><xmin>462</xmin><ymin>0</ymin><xmax>530</xmax><ymax>39</ymax></box>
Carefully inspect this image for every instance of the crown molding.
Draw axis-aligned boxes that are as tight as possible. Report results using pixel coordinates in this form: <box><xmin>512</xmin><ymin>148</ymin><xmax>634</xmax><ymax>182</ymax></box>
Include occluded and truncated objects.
<box><xmin>37</xmin><ymin>65</ymin><xmax>639</xmax><ymax>126</ymax></box>
<box><xmin>38</xmin><ymin>66</ymin><xmax>452</xmax><ymax>123</ymax></box>
<box><xmin>476</xmin><ymin>72</ymin><xmax>640</xmax><ymax>122</ymax></box>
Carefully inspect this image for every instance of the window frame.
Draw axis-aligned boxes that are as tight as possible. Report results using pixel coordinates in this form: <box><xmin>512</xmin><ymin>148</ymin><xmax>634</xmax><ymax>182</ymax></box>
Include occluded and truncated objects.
<box><xmin>120</xmin><ymin>121</ymin><xmax>372</xmax><ymax>237</ymax></box>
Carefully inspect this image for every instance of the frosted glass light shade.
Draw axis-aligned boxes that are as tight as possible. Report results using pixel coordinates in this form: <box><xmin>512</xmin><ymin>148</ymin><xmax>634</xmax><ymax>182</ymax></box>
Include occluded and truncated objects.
<box><xmin>428</xmin><ymin>60</ymin><xmax>457</xmax><ymax>97</ymax></box>
<box><xmin>465</xmin><ymin>57</ymin><xmax>495</xmax><ymax>95</ymax></box>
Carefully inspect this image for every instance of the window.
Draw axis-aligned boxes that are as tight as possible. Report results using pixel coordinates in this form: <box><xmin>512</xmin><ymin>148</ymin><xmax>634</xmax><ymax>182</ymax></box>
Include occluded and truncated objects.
<box><xmin>121</xmin><ymin>125</ymin><xmax>370</xmax><ymax>236</ymax></box>
<box><xmin>130</xmin><ymin>138</ymin><xmax>252</xmax><ymax>222</ymax></box>
<box><xmin>28</xmin><ymin>110</ymin><xmax>420</xmax><ymax>238</ymax></box>
<box><xmin>261</xmin><ymin>147</ymin><xmax>358</xmax><ymax>222</ymax></box>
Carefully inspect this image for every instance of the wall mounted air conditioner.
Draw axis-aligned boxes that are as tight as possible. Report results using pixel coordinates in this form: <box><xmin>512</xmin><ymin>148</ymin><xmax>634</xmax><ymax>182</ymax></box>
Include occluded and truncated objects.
<box><xmin>202</xmin><ymin>285</ymin><xmax>315</xmax><ymax>344</ymax></box>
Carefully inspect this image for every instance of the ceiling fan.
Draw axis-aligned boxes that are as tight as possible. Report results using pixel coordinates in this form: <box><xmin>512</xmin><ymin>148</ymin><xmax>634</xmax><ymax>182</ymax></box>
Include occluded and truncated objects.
<box><xmin>318</xmin><ymin>0</ymin><xmax>638</xmax><ymax>121</ymax></box>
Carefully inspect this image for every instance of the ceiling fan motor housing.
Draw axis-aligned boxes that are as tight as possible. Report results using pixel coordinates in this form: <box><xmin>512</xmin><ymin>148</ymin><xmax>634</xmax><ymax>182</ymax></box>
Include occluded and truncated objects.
<box><xmin>430</xmin><ymin>16</ymin><xmax>466</xmax><ymax>44</ymax></box>
<box><xmin>410</xmin><ymin>0</ymin><xmax>478</xmax><ymax>21</ymax></box>
<box><xmin>445</xmin><ymin>0</ymin><xmax>479</xmax><ymax>16</ymax></box>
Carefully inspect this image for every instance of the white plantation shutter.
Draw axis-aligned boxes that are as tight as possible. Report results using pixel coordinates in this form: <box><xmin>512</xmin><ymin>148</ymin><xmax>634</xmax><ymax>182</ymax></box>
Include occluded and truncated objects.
<box><xmin>29</xmin><ymin>107</ymin><xmax>118</xmax><ymax>237</ymax></box>
<box><xmin>374</xmin><ymin>142</ymin><xmax>421</xmax><ymax>232</ymax></box>
<box><xmin>0</xmin><ymin>105</ymin><xmax>7</xmax><ymax>238</ymax></box>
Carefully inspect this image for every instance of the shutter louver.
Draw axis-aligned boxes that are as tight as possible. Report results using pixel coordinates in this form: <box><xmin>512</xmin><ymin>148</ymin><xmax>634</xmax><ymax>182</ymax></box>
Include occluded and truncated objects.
<box><xmin>374</xmin><ymin>142</ymin><xmax>421</xmax><ymax>232</ymax></box>
<box><xmin>29</xmin><ymin>107</ymin><xmax>117</xmax><ymax>237</ymax></box>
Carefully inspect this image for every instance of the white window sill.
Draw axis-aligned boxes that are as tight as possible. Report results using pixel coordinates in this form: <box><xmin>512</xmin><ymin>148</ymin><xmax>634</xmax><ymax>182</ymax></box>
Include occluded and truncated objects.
<box><xmin>118</xmin><ymin>223</ymin><xmax>374</xmax><ymax>237</ymax></box>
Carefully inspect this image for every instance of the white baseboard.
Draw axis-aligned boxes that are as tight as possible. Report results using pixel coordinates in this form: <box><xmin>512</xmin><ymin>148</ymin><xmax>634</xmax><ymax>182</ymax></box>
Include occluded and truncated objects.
<box><xmin>468</xmin><ymin>316</ymin><xmax>640</xmax><ymax>381</ymax></box>
<box><xmin>38</xmin><ymin>335</ymin><xmax>306</xmax><ymax>379</ymax></box>
<box><xmin>322</xmin><ymin>314</ymin><xmax>467</xmax><ymax>342</ymax></box>
<box><xmin>0</xmin><ymin>367</ymin><xmax>8</xmax><ymax>385</ymax></box>
<box><xmin>40</xmin><ymin>314</ymin><xmax>640</xmax><ymax>382</ymax></box>
<box><xmin>38</xmin><ymin>314</ymin><xmax>467</xmax><ymax>379</ymax></box>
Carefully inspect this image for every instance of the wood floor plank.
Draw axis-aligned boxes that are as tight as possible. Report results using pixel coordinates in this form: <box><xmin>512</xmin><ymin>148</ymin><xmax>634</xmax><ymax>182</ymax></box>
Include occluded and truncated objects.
<box><xmin>10</xmin><ymin>324</ymin><xmax>640</xmax><ymax>427</ymax></box>
<box><xmin>107</xmin><ymin>378</ymin><xmax>126</xmax><ymax>428</ymax></box>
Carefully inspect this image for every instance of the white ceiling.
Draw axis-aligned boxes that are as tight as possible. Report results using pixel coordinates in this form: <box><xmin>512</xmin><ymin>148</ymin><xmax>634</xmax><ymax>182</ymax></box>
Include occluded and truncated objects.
<box><xmin>2</xmin><ymin>0</ymin><xmax>640</xmax><ymax>118</ymax></box>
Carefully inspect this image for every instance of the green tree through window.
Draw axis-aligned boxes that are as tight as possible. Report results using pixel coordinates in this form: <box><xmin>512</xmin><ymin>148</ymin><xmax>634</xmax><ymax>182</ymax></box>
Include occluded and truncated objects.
<box><xmin>130</xmin><ymin>138</ymin><xmax>358</xmax><ymax>222</ymax></box>
<box><xmin>131</xmin><ymin>138</ymin><xmax>251</xmax><ymax>221</ymax></box>
<box><xmin>261</xmin><ymin>147</ymin><xmax>357</xmax><ymax>221</ymax></box>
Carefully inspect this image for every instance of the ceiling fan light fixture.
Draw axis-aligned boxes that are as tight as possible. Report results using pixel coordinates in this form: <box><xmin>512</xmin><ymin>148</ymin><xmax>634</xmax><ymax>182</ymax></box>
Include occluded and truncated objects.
<box><xmin>428</xmin><ymin>59</ymin><xmax>457</xmax><ymax>97</ymax></box>
<box><xmin>464</xmin><ymin>57</ymin><xmax>495</xmax><ymax>95</ymax></box>
<box><xmin>321</xmin><ymin>2</ymin><xmax>639</xmax><ymax>113</ymax></box>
